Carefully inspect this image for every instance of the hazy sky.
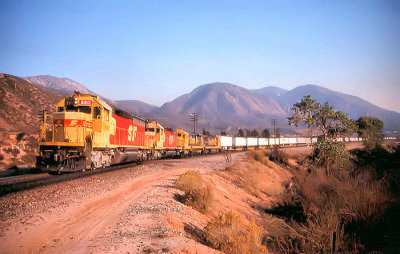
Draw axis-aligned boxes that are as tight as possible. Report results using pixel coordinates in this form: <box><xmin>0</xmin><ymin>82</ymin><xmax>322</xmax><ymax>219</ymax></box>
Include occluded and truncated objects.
<box><xmin>1</xmin><ymin>0</ymin><xmax>399</xmax><ymax>112</ymax></box>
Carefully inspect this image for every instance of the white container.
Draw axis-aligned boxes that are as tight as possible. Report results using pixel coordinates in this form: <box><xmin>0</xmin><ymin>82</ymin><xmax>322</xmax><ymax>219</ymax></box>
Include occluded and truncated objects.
<box><xmin>280</xmin><ymin>138</ymin><xmax>289</xmax><ymax>144</ymax></box>
<box><xmin>297</xmin><ymin>137</ymin><xmax>311</xmax><ymax>144</ymax></box>
<box><xmin>246</xmin><ymin>137</ymin><xmax>258</xmax><ymax>146</ymax></box>
<box><xmin>288</xmin><ymin>138</ymin><xmax>297</xmax><ymax>145</ymax></box>
<box><xmin>269</xmin><ymin>138</ymin><xmax>277</xmax><ymax>145</ymax></box>
<box><xmin>258</xmin><ymin>138</ymin><xmax>268</xmax><ymax>146</ymax></box>
<box><xmin>234</xmin><ymin>137</ymin><xmax>246</xmax><ymax>147</ymax></box>
<box><xmin>220</xmin><ymin>136</ymin><xmax>233</xmax><ymax>147</ymax></box>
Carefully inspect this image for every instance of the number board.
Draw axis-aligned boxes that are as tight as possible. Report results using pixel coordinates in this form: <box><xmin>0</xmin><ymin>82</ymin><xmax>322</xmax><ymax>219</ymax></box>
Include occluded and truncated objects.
<box><xmin>79</xmin><ymin>100</ymin><xmax>92</xmax><ymax>105</ymax></box>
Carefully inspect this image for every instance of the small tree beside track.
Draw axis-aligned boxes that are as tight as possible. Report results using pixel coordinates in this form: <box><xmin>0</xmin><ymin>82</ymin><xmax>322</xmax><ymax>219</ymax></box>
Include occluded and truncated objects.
<box><xmin>288</xmin><ymin>95</ymin><xmax>357</xmax><ymax>174</ymax></box>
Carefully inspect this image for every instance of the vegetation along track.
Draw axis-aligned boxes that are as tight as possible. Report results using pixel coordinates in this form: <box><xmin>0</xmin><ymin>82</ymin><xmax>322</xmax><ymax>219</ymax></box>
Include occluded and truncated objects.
<box><xmin>0</xmin><ymin>145</ymin><xmax>330</xmax><ymax>197</ymax></box>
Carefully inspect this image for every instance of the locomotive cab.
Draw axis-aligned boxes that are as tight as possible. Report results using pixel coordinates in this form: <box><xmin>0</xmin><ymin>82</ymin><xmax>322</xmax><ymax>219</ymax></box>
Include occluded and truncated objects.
<box><xmin>37</xmin><ymin>92</ymin><xmax>114</xmax><ymax>173</ymax></box>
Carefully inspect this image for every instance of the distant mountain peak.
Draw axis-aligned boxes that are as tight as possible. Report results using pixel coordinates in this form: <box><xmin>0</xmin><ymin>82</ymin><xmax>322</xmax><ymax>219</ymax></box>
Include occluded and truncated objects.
<box><xmin>252</xmin><ymin>86</ymin><xmax>288</xmax><ymax>100</ymax></box>
<box><xmin>23</xmin><ymin>75</ymin><xmax>95</xmax><ymax>97</ymax></box>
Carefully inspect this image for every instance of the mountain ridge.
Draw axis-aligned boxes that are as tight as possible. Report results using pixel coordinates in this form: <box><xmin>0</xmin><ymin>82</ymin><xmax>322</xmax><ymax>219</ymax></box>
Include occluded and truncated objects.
<box><xmin>21</xmin><ymin>75</ymin><xmax>400</xmax><ymax>131</ymax></box>
<box><xmin>24</xmin><ymin>75</ymin><xmax>97</xmax><ymax>96</ymax></box>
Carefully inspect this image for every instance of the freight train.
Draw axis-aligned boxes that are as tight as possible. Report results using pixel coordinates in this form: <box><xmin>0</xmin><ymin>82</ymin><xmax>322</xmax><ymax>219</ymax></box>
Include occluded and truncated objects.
<box><xmin>37</xmin><ymin>92</ymin><xmax>361</xmax><ymax>173</ymax></box>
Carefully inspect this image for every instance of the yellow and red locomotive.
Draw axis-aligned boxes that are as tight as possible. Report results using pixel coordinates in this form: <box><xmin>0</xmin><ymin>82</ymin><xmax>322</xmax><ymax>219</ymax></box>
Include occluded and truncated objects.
<box><xmin>37</xmin><ymin>92</ymin><xmax>221</xmax><ymax>173</ymax></box>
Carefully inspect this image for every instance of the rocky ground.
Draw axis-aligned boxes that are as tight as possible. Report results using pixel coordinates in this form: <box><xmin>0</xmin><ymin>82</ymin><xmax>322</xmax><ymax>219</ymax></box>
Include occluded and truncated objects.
<box><xmin>1</xmin><ymin>144</ymin><xmax>365</xmax><ymax>253</ymax></box>
<box><xmin>1</xmin><ymin>153</ymin><xmax>249</xmax><ymax>254</ymax></box>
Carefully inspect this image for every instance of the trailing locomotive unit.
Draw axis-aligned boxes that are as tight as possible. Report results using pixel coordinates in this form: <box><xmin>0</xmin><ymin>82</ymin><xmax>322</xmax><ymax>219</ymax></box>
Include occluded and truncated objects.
<box><xmin>37</xmin><ymin>92</ymin><xmax>149</xmax><ymax>173</ymax></box>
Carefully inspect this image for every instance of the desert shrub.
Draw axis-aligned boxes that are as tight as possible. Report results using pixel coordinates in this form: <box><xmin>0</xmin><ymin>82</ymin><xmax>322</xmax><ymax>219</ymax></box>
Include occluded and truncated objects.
<box><xmin>20</xmin><ymin>153</ymin><xmax>36</xmax><ymax>166</ymax></box>
<box><xmin>264</xmin><ymin>168</ymin><xmax>391</xmax><ymax>253</ymax></box>
<box><xmin>248</xmin><ymin>150</ymin><xmax>271</xmax><ymax>166</ymax></box>
<box><xmin>266</xmin><ymin>147</ymin><xmax>289</xmax><ymax>165</ymax></box>
<box><xmin>173</xmin><ymin>170</ymin><xmax>213</xmax><ymax>213</ymax></box>
<box><xmin>223</xmin><ymin>151</ymin><xmax>232</xmax><ymax>163</ymax></box>
<box><xmin>205</xmin><ymin>211</ymin><xmax>268</xmax><ymax>254</ymax></box>
<box><xmin>311</xmin><ymin>139</ymin><xmax>353</xmax><ymax>174</ymax></box>
<box><xmin>174</xmin><ymin>170</ymin><xmax>201</xmax><ymax>191</ymax></box>
<box><xmin>352</xmin><ymin>145</ymin><xmax>400</xmax><ymax>196</ymax></box>
<box><xmin>382</xmin><ymin>141</ymin><xmax>398</xmax><ymax>153</ymax></box>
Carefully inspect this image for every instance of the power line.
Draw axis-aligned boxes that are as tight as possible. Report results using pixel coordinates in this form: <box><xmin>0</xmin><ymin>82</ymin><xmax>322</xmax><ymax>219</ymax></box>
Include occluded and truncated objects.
<box><xmin>271</xmin><ymin>119</ymin><xmax>277</xmax><ymax>138</ymax></box>
<box><xmin>190</xmin><ymin>113</ymin><xmax>199</xmax><ymax>134</ymax></box>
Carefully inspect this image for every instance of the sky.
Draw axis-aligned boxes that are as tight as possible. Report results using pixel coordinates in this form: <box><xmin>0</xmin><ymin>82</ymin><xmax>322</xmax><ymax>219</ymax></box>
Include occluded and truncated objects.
<box><xmin>1</xmin><ymin>0</ymin><xmax>399</xmax><ymax>112</ymax></box>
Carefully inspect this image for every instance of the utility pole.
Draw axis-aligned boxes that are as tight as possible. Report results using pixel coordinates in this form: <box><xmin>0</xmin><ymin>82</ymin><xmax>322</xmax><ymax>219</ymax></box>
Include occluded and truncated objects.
<box><xmin>271</xmin><ymin>119</ymin><xmax>277</xmax><ymax>137</ymax></box>
<box><xmin>190</xmin><ymin>113</ymin><xmax>199</xmax><ymax>134</ymax></box>
<box><xmin>271</xmin><ymin>119</ymin><xmax>278</xmax><ymax>145</ymax></box>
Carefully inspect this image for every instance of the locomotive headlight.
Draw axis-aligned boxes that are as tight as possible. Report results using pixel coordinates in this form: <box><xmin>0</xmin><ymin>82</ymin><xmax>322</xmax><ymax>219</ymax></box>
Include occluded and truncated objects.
<box><xmin>74</xmin><ymin>98</ymin><xmax>78</xmax><ymax>104</ymax></box>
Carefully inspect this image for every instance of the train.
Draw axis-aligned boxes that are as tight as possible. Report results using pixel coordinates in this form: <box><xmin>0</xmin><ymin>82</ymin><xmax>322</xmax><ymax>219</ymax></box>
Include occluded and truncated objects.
<box><xmin>36</xmin><ymin>92</ymin><xmax>362</xmax><ymax>173</ymax></box>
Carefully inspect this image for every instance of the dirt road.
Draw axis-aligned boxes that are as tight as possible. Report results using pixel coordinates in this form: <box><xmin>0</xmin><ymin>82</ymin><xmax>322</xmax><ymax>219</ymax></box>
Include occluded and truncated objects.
<box><xmin>1</xmin><ymin>153</ymin><xmax>245</xmax><ymax>253</ymax></box>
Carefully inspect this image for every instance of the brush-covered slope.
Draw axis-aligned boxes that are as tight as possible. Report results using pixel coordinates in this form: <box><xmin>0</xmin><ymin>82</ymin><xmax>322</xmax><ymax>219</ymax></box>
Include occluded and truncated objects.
<box><xmin>0</xmin><ymin>74</ymin><xmax>62</xmax><ymax>133</ymax></box>
<box><xmin>156</xmin><ymin>82</ymin><xmax>286</xmax><ymax>130</ymax></box>
<box><xmin>24</xmin><ymin>75</ymin><xmax>95</xmax><ymax>96</ymax></box>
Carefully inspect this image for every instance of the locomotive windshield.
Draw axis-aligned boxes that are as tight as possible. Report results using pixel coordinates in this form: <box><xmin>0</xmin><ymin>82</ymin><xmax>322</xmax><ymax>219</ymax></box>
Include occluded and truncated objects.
<box><xmin>64</xmin><ymin>105</ymin><xmax>92</xmax><ymax>114</ymax></box>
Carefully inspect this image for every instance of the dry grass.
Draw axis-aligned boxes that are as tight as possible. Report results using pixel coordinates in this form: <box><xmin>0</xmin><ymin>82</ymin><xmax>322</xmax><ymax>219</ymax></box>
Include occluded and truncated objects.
<box><xmin>173</xmin><ymin>170</ymin><xmax>213</xmax><ymax>213</ymax></box>
<box><xmin>248</xmin><ymin>150</ymin><xmax>273</xmax><ymax>167</ymax></box>
<box><xmin>204</xmin><ymin>211</ymin><xmax>268</xmax><ymax>254</ymax></box>
<box><xmin>263</xmin><ymin>168</ymin><xmax>392</xmax><ymax>253</ymax></box>
<box><xmin>265</xmin><ymin>147</ymin><xmax>290</xmax><ymax>165</ymax></box>
<box><xmin>382</xmin><ymin>141</ymin><xmax>398</xmax><ymax>153</ymax></box>
<box><xmin>221</xmin><ymin>151</ymin><xmax>292</xmax><ymax>200</ymax></box>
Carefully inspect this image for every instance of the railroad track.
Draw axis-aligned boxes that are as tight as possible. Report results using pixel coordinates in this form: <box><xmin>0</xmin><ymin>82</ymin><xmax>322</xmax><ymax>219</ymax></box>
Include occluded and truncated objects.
<box><xmin>0</xmin><ymin>161</ymin><xmax>142</xmax><ymax>197</ymax></box>
<box><xmin>0</xmin><ymin>146</ymin><xmax>313</xmax><ymax>197</ymax></box>
<box><xmin>0</xmin><ymin>151</ymin><xmax>233</xmax><ymax>197</ymax></box>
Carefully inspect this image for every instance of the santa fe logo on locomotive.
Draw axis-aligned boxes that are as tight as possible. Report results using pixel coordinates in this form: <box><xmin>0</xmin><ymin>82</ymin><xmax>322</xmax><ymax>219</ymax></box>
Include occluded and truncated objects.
<box><xmin>128</xmin><ymin>125</ymin><xmax>137</xmax><ymax>142</ymax></box>
<box><xmin>70</xmin><ymin>120</ymin><xmax>78</xmax><ymax>126</ymax></box>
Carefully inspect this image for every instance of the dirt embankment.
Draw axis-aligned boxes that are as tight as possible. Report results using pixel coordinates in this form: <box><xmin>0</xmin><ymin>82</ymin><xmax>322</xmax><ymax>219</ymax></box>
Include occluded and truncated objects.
<box><xmin>0</xmin><ymin>133</ymin><xmax>38</xmax><ymax>171</ymax></box>
<box><xmin>0</xmin><ymin>150</ymin><xmax>295</xmax><ymax>253</ymax></box>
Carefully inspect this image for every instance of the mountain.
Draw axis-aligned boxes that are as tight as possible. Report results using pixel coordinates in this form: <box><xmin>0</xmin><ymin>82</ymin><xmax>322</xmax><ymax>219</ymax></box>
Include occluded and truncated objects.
<box><xmin>113</xmin><ymin>100</ymin><xmax>158</xmax><ymax>116</ymax></box>
<box><xmin>0</xmin><ymin>74</ymin><xmax>62</xmax><ymax>133</ymax></box>
<box><xmin>23</xmin><ymin>75</ymin><xmax>157</xmax><ymax>117</ymax></box>
<box><xmin>154</xmin><ymin>82</ymin><xmax>286</xmax><ymax>131</ymax></box>
<box><xmin>16</xmin><ymin>74</ymin><xmax>400</xmax><ymax>131</ymax></box>
<box><xmin>24</xmin><ymin>75</ymin><xmax>95</xmax><ymax>96</ymax></box>
<box><xmin>272</xmin><ymin>84</ymin><xmax>400</xmax><ymax>131</ymax></box>
<box><xmin>252</xmin><ymin>86</ymin><xmax>288</xmax><ymax>100</ymax></box>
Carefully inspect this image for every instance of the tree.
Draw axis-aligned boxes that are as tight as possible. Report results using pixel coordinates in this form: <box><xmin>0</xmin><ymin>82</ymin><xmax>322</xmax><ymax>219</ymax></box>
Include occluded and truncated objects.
<box><xmin>203</xmin><ymin>128</ymin><xmax>211</xmax><ymax>136</ymax></box>
<box><xmin>252</xmin><ymin>128</ymin><xmax>259</xmax><ymax>137</ymax></box>
<box><xmin>288</xmin><ymin>95</ymin><xmax>357</xmax><ymax>140</ymax></box>
<box><xmin>237</xmin><ymin>128</ymin><xmax>244</xmax><ymax>137</ymax></box>
<box><xmin>247</xmin><ymin>129</ymin><xmax>259</xmax><ymax>137</ymax></box>
<box><xmin>357</xmin><ymin>116</ymin><xmax>384</xmax><ymax>151</ymax></box>
<box><xmin>221</xmin><ymin>131</ymin><xmax>227</xmax><ymax>136</ymax></box>
<box><xmin>288</xmin><ymin>95</ymin><xmax>357</xmax><ymax>174</ymax></box>
<box><xmin>262</xmin><ymin>128</ymin><xmax>270</xmax><ymax>138</ymax></box>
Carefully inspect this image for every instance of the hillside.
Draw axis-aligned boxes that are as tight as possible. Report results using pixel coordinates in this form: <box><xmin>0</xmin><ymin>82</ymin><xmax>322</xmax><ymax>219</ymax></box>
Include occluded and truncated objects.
<box><xmin>252</xmin><ymin>86</ymin><xmax>288</xmax><ymax>100</ymax></box>
<box><xmin>0</xmin><ymin>74</ymin><xmax>62</xmax><ymax>133</ymax></box>
<box><xmin>155</xmin><ymin>82</ymin><xmax>286</xmax><ymax>132</ymax></box>
<box><xmin>113</xmin><ymin>100</ymin><xmax>158</xmax><ymax>116</ymax></box>
<box><xmin>271</xmin><ymin>85</ymin><xmax>400</xmax><ymax>131</ymax></box>
<box><xmin>24</xmin><ymin>75</ymin><xmax>96</xmax><ymax>97</ymax></box>
<box><xmin>18</xmin><ymin>75</ymin><xmax>400</xmax><ymax>132</ymax></box>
